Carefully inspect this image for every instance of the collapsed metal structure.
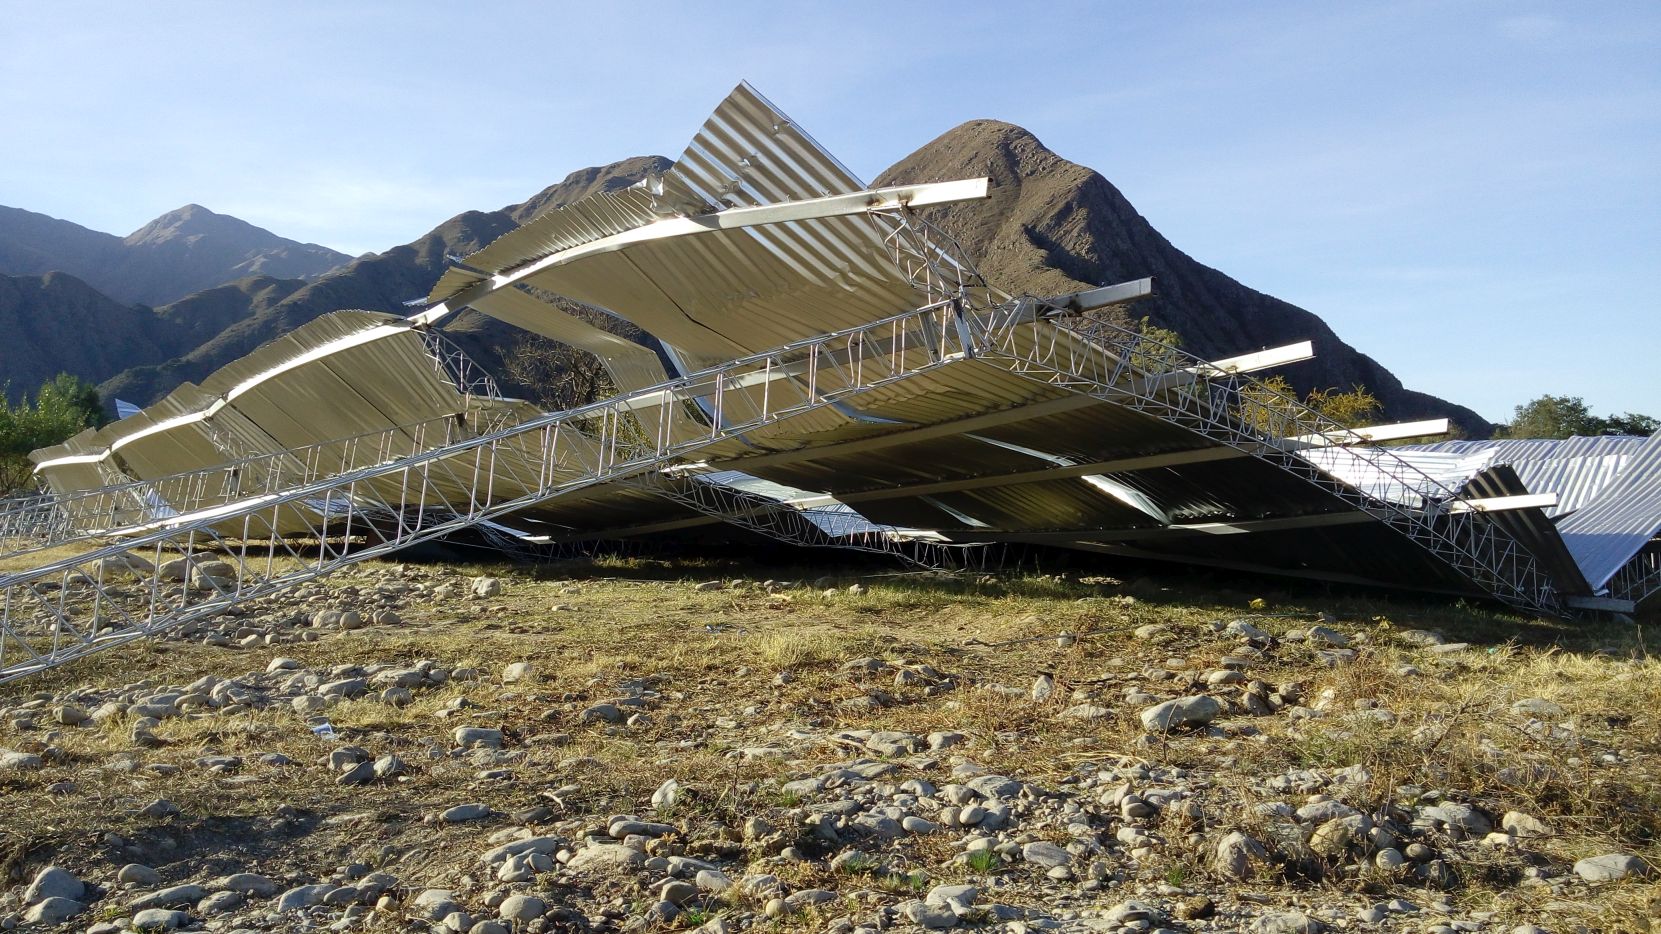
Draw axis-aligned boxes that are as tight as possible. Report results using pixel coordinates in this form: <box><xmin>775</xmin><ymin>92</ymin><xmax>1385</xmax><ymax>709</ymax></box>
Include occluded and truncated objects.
<box><xmin>2</xmin><ymin>84</ymin><xmax>1654</xmax><ymax>683</ymax></box>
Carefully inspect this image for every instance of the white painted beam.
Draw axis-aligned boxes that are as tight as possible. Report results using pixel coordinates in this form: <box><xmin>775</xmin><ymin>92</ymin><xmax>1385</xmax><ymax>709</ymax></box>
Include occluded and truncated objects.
<box><xmin>1445</xmin><ymin>492</ymin><xmax>1558</xmax><ymax>514</ymax></box>
<box><xmin>1284</xmin><ymin>418</ymin><xmax>1450</xmax><ymax>447</ymax></box>
<box><xmin>1194</xmin><ymin>341</ymin><xmax>1315</xmax><ymax>376</ymax></box>
<box><xmin>1041</xmin><ymin>279</ymin><xmax>1155</xmax><ymax>314</ymax></box>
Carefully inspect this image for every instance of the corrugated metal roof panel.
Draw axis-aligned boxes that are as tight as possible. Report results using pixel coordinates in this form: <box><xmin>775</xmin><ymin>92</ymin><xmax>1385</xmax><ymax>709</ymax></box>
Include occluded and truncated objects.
<box><xmin>1401</xmin><ymin>435</ymin><xmax>1646</xmax><ymax>516</ymax></box>
<box><xmin>1555</xmin><ymin>433</ymin><xmax>1661</xmax><ymax>588</ymax></box>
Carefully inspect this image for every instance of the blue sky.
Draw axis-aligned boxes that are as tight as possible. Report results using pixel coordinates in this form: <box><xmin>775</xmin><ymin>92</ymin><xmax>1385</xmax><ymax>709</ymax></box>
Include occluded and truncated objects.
<box><xmin>1</xmin><ymin>1</ymin><xmax>1656</xmax><ymax>423</ymax></box>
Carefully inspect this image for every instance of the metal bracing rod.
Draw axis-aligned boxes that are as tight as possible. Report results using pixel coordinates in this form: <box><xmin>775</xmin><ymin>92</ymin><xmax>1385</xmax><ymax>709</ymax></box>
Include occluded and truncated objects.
<box><xmin>0</xmin><ymin>300</ymin><xmax>977</xmax><ymax>683</ymax></box>
<box><xmin>628</xmin><ymin>472</ymin><xmax>991</xmax><ymax>573</ymax></box>
<box><xmin>968</xmin><ymin>310</ymin><xmax>1562</xmax><ymax>615</ymax></box>
<box><xmin>1605</xmin><ymin>547</ymin><xmax>1661</xmax><ymax>608</ymax></box>
<box><xmin>0</xmin><ymin>410</ymin><xmax>504</xmax><ymax>561</ymax></box>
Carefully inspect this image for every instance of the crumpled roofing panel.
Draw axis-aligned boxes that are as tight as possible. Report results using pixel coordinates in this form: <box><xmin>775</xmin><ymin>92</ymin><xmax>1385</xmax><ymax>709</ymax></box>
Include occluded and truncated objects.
<box><xmin>1403</xmin><ymin>435</ymin><xmax>1645</xmax><ymax>517</ymax></box>
<box><xmin>1554</xmin><ymin>434</ymin><xmax>1661</xmax><ymax>589</ymax></box>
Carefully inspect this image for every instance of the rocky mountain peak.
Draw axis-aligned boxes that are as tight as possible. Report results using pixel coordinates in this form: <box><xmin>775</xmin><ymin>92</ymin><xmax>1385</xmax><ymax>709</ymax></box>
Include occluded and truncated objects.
<box><xmin>878</xmin><ymin>120</ymin><xmax>1492</xmax><ymax>434</ymax></box>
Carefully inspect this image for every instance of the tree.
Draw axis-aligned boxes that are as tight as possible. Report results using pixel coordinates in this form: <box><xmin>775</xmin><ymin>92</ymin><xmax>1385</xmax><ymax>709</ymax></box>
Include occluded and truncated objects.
<box><xmin>0</xmin><ymin>374</ymin><xmax>109</xmax><ymax>493</ymax></box>
<box><xmin>1601</xmin><ymin>411</ymin><xmax>1658</xmax><ymax>437</ymax></box>
<box><xmin>499</xmin><ymin>334</ymin><xmax>617</xmax><ymax>414</ymax></box>
<box><xmin>1087</xmin><ymin>306</ymin><xmax>1186</xmax><ymax>372</ymax></box>
<box><xmin>1236</xmin><ymin>376</ymin><xmax>1382</xmax><ymax>433</ymax></box>
<box><xmin>1499</xmin><ymin>395</ymin><xmax>1656</xmax><ymax>439</ymax></box>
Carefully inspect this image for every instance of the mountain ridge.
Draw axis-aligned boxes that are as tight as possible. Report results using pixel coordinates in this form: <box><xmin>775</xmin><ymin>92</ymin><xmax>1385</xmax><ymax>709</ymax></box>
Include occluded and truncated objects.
<box><xmin>96</xmin><ymin>156</ymin><xmax>675</xmax><ymax>405</ymax></box>
<box><xmin>11</xmin><ymin>128</ymin><xmax>1485</xmax><ymax>436</ymax></box>
<box><xmin>0</xmin><ymin>203</ymin><xmax>351</xmax><ymax>307</ymax></box>
<box><xmin>875</xmin><ymin>119</ymin><xmax>1492</xmax><ymax>435</ymax></box>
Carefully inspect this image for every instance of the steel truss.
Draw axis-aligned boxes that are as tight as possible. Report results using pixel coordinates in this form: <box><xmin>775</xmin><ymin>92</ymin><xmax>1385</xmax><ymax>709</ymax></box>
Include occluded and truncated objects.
<box><xmin>633</xmin><ymin>472</ymin><xmax>997</xmax><ymax>572</ymax></box>
<box><xmin>2</xmin><ymin>210</ymin><xmax>1573</xmax><ymax>684</ymax></box>
<box><xmin>0</xmin><ymin>302</ymin><xmax>976</xmax><ymax>683</ymax></box>
<box><xmin>1606</xmin><ymin>544</ymin><xmax>1661</xmax><ymax>609</ymax></box>
<box><xmin>968</xmin><ymin>302</ymin><xmax>1562</xmax><ymax>615</ymax></box>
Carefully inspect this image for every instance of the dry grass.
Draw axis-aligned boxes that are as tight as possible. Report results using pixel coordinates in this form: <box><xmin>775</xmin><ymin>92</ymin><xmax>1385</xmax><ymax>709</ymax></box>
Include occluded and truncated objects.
<box><xmin>2</xmin><ymin>556</ymin><xmax>1658</xmax><ymax>929</ymax></box>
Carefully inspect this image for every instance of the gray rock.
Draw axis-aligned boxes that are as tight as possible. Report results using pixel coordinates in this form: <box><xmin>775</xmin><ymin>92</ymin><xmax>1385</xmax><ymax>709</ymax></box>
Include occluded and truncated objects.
<box><xmin>567</xmin><ymin>843</ymin><xmax>646</xmax><ymax>872</ymax></box>
<box><xmin>217</xmin><ymin>873</ymin><xmax>278</xmax><ymax>897</ymax></box>
<box><xmin>1021</xmin><ymin>840</ymin><xmax>1070</xmax><ymax>869</ymax></box>
<box><xmin>132</xmin><ymin>908</ymin><xmax>190</xmax><ymax>931</ymax></box>
<box><xmin>1252</xmin><ymin>912</ymin><xmax>1322</xmax><ymax>934</ymax></box>
<box><xmin>926</xmin><ymin>883</ymin><xmax>977</xmax><ymax>914</ymax></box>
<box><xmin>580</xmin><ymin>703</ymin><xmax>624</xmax><ymax>724</ymax></box>
<box><xmin>928</xmin><ymin>731</ymin><xmax>967</xmax><ymax>751</ymax></box>
<box><xmin>52</xmin><ymin>704</ymin><xmax>89</xmax><ymax>725</ymax></box>
<box><xmin>1574</xmin><ymin>852</ymin><xmax>1646</xmax><ymax>882</ymax></box>
<box><xmin>609</xmin><ymin>818</ymin><xmax>675</xmax><ymax>838</ymax></box>
<box><xmin>137</xmin><ymin>798</ymin><xmax>180</xmax><ymax>819</ymax></box>
<box><xmin>441</xmin><ymin>803</ymin><xmax>492</xmax><ymax>823</ymax></box>
<box><xmin>336</xmin><ymin>761</ymin><xmax>375</xmax><ymax>786</ymax></box>
<box><xmin>966</xmin><ymin>774</ymin><xmax>1022</xmax><ymax>799</ymax></box>
<box><xmin>498</xmin><ymin>895</ymin><xmax>547</xmax><ymax>922</ymax></box>
<box><xmin>905</xmin><ymin>900</ymin><xmax>959</xmax><ymax>929</ymax></box>
<box><xmin>902</xmin><ymin>815</ymin><xmax>941</xmax><ymax>834</ymax></box>
<box><xmin>1031</xmin><ymin>673</ymin><xmax>1055</xmax><ymax>702</ymax></box>
<box><xmin>1421</xmin><ymin>802</ymin><xmax>1492</xmax><ymax>835</ymax></box>
<box><xmin>784</xmin><ymin>889</ymin><xmax>838</xmax><ymax>910</ymax></box>
<box><xmin>477</xmin><ymin>835</ymin><xmax>563</xmax><ymax>867</ymax></box>
<box><xmin>23</xmin><ymin>897</ymin><xmax>83</xmax><ymax>924</ymax></box>
<box><xmin>118</xmin><ymin>864</ymin><xmax>161</xmax><ymax>886</ymax></box>
<box><xmin>412</xmin><ymin>889</ymin><xmax>463</xmax><ymax>922</ymax></box>
<box><xmin>453</xmin><ymin>727</ymin><xmax>503</xmax><ymax>748</ymax></box>
<box><xmin>130</xmin><ymin>884</ymin><xmax>207</xmax><ymax>910</ymax></box>
<box><xmin>24</xmin><ymin>866</ymin><xmax>84</xmax><ymax>904</ymax></box>
<box><xmin>1215</xmin><ymin>831</ymin><xmax>1269</xmax><ymax>881</ymax></box>
<box><xmin>1306</xmin><ymin>625</ymin><xmax>1349</xmax><ymax>647</ymax></box>
<box><xmin>852</xmin><ymin>812</ymin><xmax>902</xmax><ymax>838</ymax></box>
<box><xmin>651</xmin><ymin>777</ymin><xmax>681</xmax><ymax>810</ymax></box>
<box><xmin>1501</xmin><ymin>810</ymin><xmax>1550</xmax><ymax>837</ymax></box>
<box><xmin>470</xmin><ymin>923</ymin><xmax>510</xmax><ymax>934</ymax></box>
<box><xmin>659</xmin><ymin>880</ymin><xmax>699</xmax><ymax>906</ymax></box>
<box><xmin>197</xmin><ymin>890</ymin><xmax>244</xmax><ymax>915</ymax></box>
<box><xmin>373</xmin><ymin>754</ymin><xmax>406</xmax><ymax>779</ymax></box>
<box><xmin>319</xmin><ymin>677</ymin><xmax>367</xmax><ymax>698</ymax></box>
<box><xmin>471</xmin><ymin>577</ymin><xmax>502</xmax><ymax>598</ymax></box>
<box><xmin>695</xmin><ymin>869</ymin><xmax>731</xmax><ymax>893</ymax></box>
<box><xmin>0</xmin><ymin>749</ymin><xmax>44</xmax><ymax>770</ymax></box>
<box><xmin>275</xmin><ymin>884</ymin><xmax>333</xmax><ymax>911</ymax></box>
<box><xmin>1139</xmin><ymin>695</ymin><xmax>1221</xmax><ymax>732</ymax></box>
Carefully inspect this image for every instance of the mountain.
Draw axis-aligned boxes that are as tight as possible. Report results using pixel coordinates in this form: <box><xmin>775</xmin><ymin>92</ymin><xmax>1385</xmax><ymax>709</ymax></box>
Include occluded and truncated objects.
<box><xmin>0</xmin><ymin>203</ymin><xmax>351</xmax><ymax>306</ymax></box>
<box><xmin>88</xmin><ymin>125</ymin><xmax>1483</xmax><ymax>435</ymax></box>
<box><xmin>875</xmin><ymin>120</ymin><xmax>1493</xmax><ymax>435</ymax></box>
<box><xmin>0</xmin><ymin>272</ymin><xmax>177</xmax><ymax>396</ymax></box>
<box><xmin>97</xmin><ymin>156</ymin><xmax>673</xmax><ymax>406</ymax></box>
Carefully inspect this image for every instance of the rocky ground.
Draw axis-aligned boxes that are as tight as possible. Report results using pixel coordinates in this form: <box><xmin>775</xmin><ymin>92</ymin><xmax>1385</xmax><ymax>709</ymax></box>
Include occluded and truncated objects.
<box><xmin>1</xmin><ymin>557</ymin><xmax>1657</xmax><ymax>933</ymax></box>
